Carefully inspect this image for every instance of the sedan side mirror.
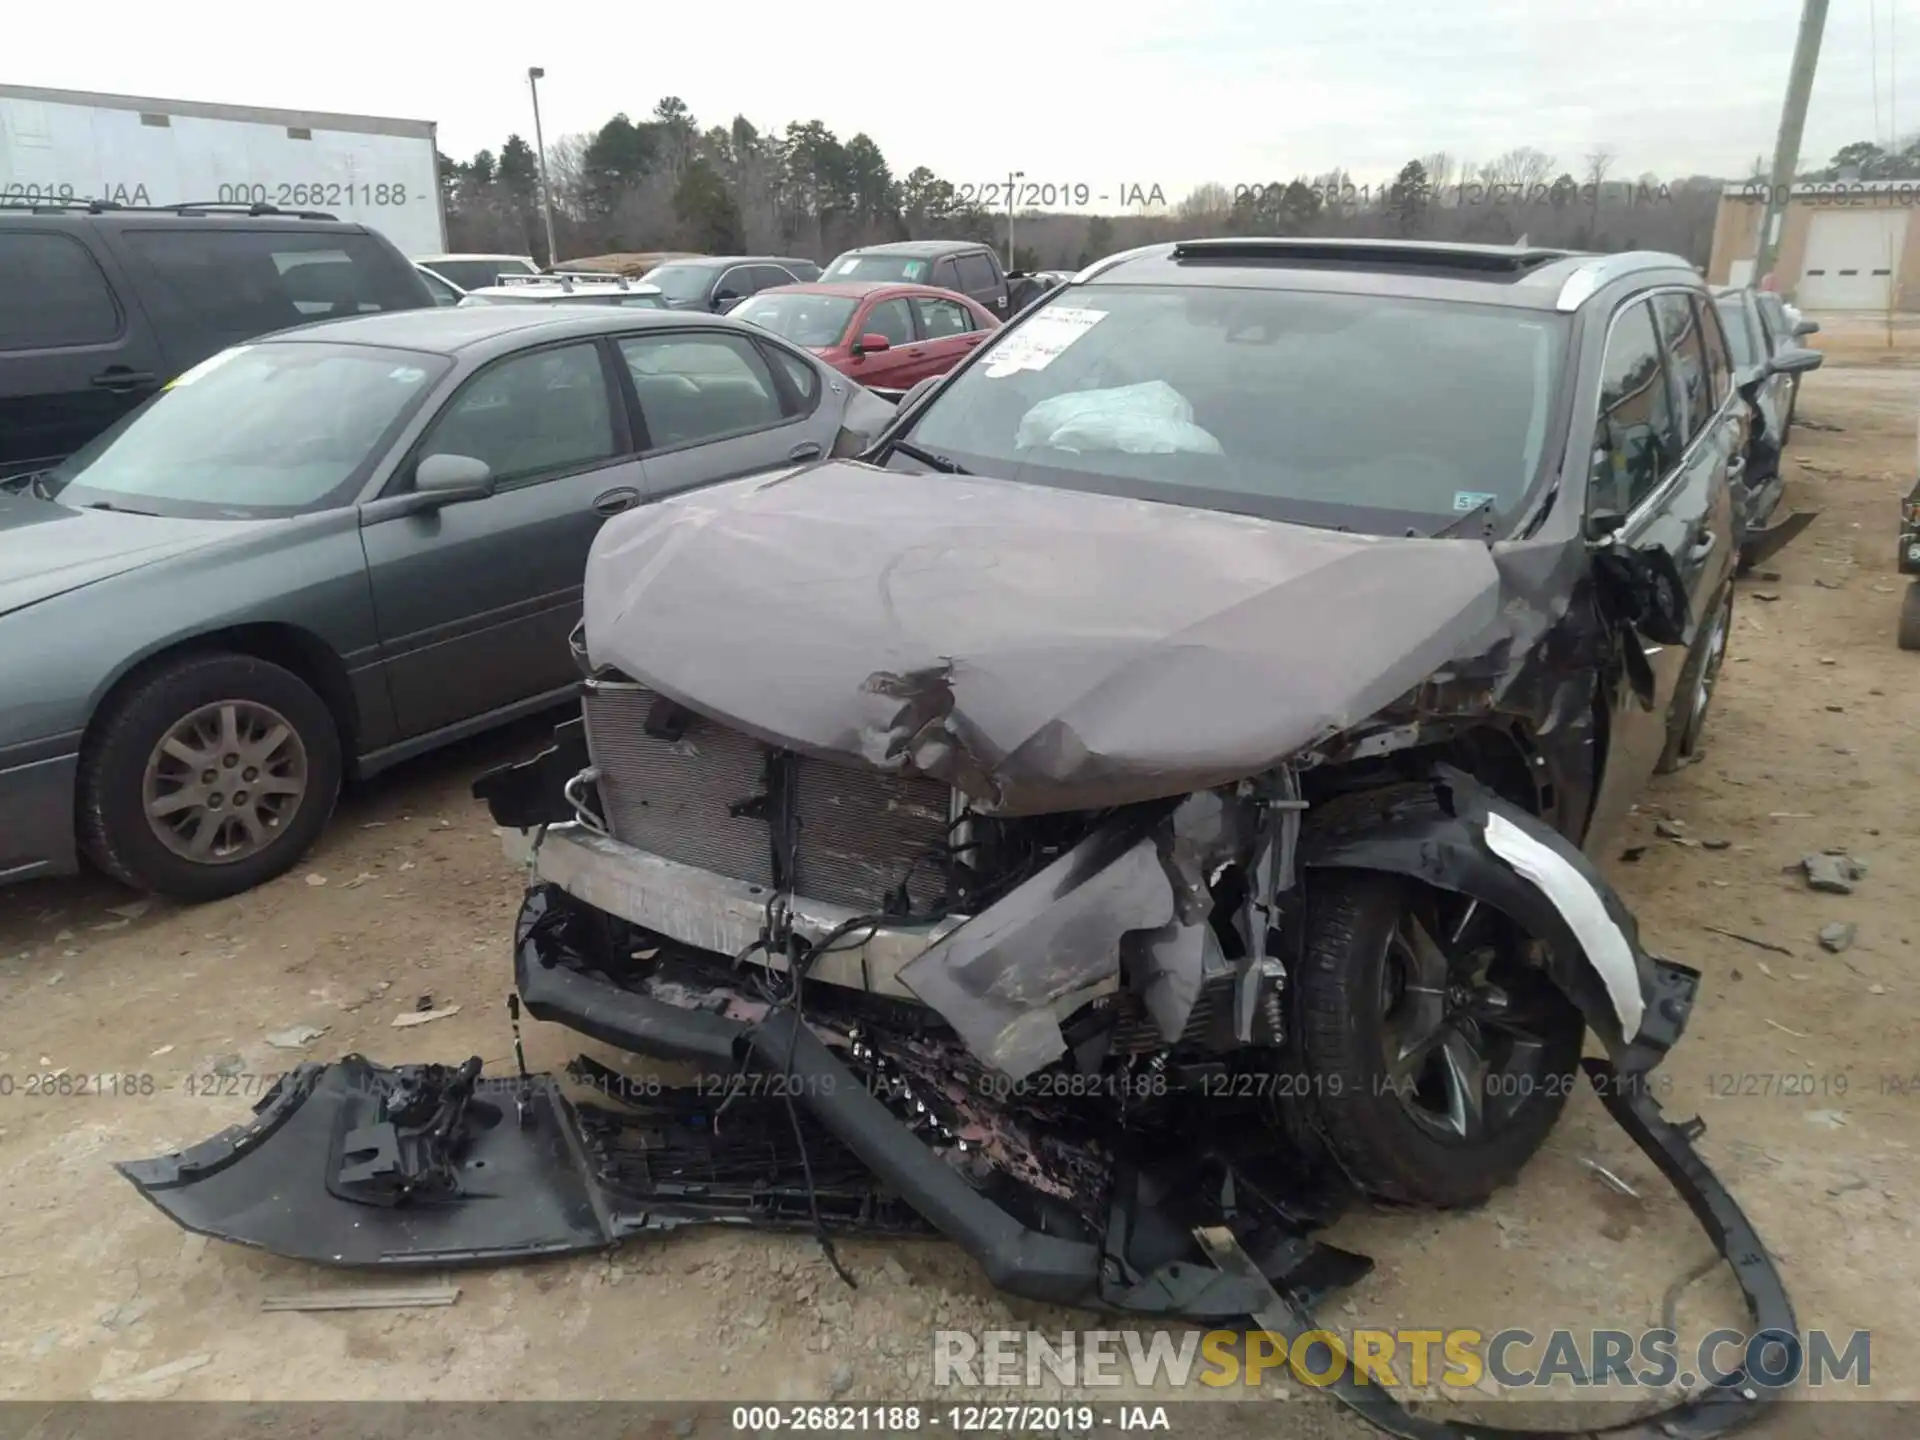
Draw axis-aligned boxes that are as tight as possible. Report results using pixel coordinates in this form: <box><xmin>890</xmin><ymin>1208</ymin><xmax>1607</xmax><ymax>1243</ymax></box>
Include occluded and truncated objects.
<box><xmin>1793</xmin><ymin>317</ymin><xmax>1821</xmax><ymax>337</ymax></box>
<box><xmin>852</xmin><ymin>333</ymin><xmax>892</xmax><ymax>357</ymax></box>
<box><xmin>711</xmin><ymin>291</ymin><xmax>741</xmax><ymax>311</ymax></box>
<box><xmin>415</xmin><ymin>452</ymin><xmax>496</xmax><ymax>504</ymax></box>
<box><xmin>1769</xmin><ymin>345</ymin><xmax>1824</xmax><ymax>377</ymax></box>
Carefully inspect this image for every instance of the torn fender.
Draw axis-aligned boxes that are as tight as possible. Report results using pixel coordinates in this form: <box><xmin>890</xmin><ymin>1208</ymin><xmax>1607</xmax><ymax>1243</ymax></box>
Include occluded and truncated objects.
<box><xmin>1301</xmin><ymin>767</ymin><xmax>1687</xmax><ymax>1070</ymax></box>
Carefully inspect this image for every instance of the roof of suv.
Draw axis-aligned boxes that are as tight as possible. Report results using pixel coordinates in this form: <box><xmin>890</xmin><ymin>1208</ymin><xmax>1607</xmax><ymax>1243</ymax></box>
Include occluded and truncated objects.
<box><xmin>0</xmin><ymin>200</ymin><xmax>375</xmax><ymax>231</ymax></box>
<box><xmin>1079</xmin><ymin>238</ymin><xmax>1700</xmax><ymax>312</ymax></box>
<box><xmin>839</xmin><ymin>240</ymin><xmax>993</xmax><ymax>259</ymax></box>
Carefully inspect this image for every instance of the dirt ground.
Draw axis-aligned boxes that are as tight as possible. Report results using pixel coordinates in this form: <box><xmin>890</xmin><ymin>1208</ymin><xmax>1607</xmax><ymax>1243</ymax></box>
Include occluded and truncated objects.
<box><xmin>1</xmin><ymin>326</ymin><xmax>1917</xmax><ymax>1434</ymax></box>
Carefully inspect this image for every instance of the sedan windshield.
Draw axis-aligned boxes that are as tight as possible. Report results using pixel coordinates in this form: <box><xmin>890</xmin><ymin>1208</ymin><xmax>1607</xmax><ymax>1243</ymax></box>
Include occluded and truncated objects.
<box><xmin>893</xmin><ymin>286</ymin><xmax>1569</xmax><ymax>532</ymax></box>
<box><xmin>642</xmin><ymin>264</ymin><xmax>719</xmax><ymax>302</ymax></box>
<box><xmin>731</xmin><ymin>292</ymin><xmax>858</xmax><ymax>347</ymax></box>
<box><xmin>46</xmin><ymin>343</ymin><xmax>448</xmax><ymax>519</ymax></box>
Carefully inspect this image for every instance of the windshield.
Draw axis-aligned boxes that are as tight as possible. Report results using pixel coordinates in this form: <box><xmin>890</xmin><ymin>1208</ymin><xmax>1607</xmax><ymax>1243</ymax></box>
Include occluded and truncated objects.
<box><xmin>46</xmin><ymin>342</ymin><xmax>448</xmax><ymax>519</ymax></box>
<box><xmin>826</xmin><ymin>254</ymin><xmax>931</xmax><ymax>284</ymax></box>
<box><xmin>892</xmin><ymin>286</ymin><xmax>1569</xmax><ymax>533</ymax></box>
<box><xmin>642</xmin><ymin>264</ymin><xmax>718</xmax><ymax>301</ymax></box>
<box><xmin>731</xmin><ymin>292</ymin><xmax>858</xmax><ymax>348</ymax></box>
<box><xmin>426</xmin><ymin>258</ymin><xmax>538</xmax><ymax>290</ymax></box>
<box><xmin>1714</xmin><ymin>297</ymin><xmax>1762</xmax><ymax>368</ymax></box>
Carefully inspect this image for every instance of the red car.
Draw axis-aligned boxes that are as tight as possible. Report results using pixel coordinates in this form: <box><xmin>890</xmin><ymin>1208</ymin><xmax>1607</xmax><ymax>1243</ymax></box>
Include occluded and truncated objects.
<box><xmin>728</xmin><ymin>281</ymin><xmax>1000</xmax><ymax>393</ymax></box>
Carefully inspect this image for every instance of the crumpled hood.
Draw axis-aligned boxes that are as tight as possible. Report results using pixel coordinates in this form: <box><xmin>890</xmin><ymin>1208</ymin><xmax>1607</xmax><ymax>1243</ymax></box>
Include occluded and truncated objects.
<box><xmin>582</xmin><ymin>462</ymin><xmax>1505</xmax><ymax>813</ymax></box>
<box><xmin>0</xmin><ymin>492</ymin><xmax>260</xmax><ymax>620</ymax></box>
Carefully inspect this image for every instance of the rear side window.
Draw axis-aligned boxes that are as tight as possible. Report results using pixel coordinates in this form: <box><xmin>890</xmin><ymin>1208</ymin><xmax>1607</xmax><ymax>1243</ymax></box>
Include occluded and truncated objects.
<box><xmin>751</xmin><ymin>265</ymin><xmax>796</xmax><ymax>292</ymax></box>
<box><xmin>1695</xmin><ymin>295</ymin><xmax>1733</xmax><ymax>409</ymax></box>
<box><xmin>1590</xmin><ymin>299</ymin><xmax>1681</xmax><ymax>516</ymax></box>
<box><xmin>0</xmin><ymin>231</ymin><xmax>121</xmax><ymax>350</ymax></box>
<box><xmin>913</xmin><ymin>295</ymin><xmax>974</xmax><ymax>337</ymax></box>
<box><xmin>759</xmin><ymin>341</ymin><xmax>821</xmax><ymax>412</ymax></box>
<box><xmin>123</xmin><ymin>229</ymin><xmax>425</xmax><ymax>340</ymax></box>
<box><xmin>1650</xmin><ymin>292</ymin><xmax>1711</xmax><ymax>443</ymax></box>
<box><xmin>955</xmin><ymin>252</ymin><xmax>998</xmax><ymax>294</ymax></box>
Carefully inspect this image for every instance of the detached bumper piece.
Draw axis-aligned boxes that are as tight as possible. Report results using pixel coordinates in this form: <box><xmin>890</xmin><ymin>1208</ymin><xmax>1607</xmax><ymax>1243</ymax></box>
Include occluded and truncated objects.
<box><xmin>116</xmin><ymin>1055</ymin><xmax>929</xmax><ymax>1268</ymax></box>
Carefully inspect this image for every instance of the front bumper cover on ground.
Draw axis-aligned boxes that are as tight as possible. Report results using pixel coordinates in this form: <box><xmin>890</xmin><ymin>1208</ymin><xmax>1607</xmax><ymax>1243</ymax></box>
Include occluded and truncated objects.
<box><xmin>119</xmin><ymin>891</ymin><xmax>1794</xmax><ymax>1440</ymax></box>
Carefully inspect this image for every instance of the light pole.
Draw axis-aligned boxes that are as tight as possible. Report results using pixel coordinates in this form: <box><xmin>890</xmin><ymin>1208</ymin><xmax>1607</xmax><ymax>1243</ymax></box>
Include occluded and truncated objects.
<box><xmin>1752</xmin><ymin>0</ymin><xmax>1829</xmax><ymax>289</ymax></box>
<box><xmin>527</xmin><ymin>66</ymin><xmax>560</xmax><ymax>270</ymax></box>
<box><xmin>1005</xmin><ymin>169</ymin><xmax>1025</xmax><ymax>271</ymax></box>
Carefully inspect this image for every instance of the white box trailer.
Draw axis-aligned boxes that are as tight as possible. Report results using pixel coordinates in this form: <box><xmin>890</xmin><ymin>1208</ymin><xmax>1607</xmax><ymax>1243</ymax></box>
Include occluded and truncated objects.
<box><xmin>0</xmin><ymin>83</ymin><xmax>447</xmax><ymax>255</ymax></box>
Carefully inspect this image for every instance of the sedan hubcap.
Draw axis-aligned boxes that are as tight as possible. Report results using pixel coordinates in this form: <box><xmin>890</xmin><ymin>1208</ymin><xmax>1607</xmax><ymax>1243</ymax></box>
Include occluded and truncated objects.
<box><xmin>1379</xmin><ymin>897</ymin><xmax>1565</xmax><ymax>1142</ymax></box>
<box><xmin>142</xmin><ymin>701</ymin><xmax>307</xmax><ymax>865</ymax></box>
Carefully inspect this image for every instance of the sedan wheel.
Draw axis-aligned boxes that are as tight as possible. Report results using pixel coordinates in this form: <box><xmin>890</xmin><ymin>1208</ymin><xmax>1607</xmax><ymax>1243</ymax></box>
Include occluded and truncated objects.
<box><xmin>79</xmin><ymin>653</ymin><xmax>341</xmax><ymax>903</ymax></box>
<box><xmin>142</xmin><ymin>700</ymin><xmax>310</xmax><ymax>864</ymax></box>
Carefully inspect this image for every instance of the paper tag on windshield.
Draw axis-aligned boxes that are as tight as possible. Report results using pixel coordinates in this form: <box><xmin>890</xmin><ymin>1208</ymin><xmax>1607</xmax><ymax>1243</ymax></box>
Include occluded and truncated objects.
<box><xmin>983</xmin><ymin>307</ymin><xmax>1106</xmax><ymax>378</ymax></box>
<box><xmin>165</xmin><ymin>346</ymin><xmax>249</xmax><ymax>389</ymax></box>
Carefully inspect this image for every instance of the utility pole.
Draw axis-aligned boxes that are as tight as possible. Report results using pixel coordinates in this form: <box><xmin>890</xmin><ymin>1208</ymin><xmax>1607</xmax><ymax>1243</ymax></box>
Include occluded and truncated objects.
<box><xmin>527</xmin><ymin>66</ymin><xmax>561</xmax><ymax>270</ymax></box>
<box><xmin>1005</xmin><ymin>169</ymin><xmax>1025</xmax><ymax>270</ymax></box>
<box><xmin>1753</xmin><ymin>0</ymin><xmax>1829</xmax><ymax>289</ymax></box>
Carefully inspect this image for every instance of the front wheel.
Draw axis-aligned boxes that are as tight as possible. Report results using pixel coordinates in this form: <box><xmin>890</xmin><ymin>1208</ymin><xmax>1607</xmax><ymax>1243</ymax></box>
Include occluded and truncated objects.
<box><xmin>1286</xmin><ymin>868</ymin><xmax>1584</xmax><ymax>1208</ymax></box>
<box><xmin>78</xmin><ymin>653</ymin><xmax>342</xmax><ymax>902</ymax></box>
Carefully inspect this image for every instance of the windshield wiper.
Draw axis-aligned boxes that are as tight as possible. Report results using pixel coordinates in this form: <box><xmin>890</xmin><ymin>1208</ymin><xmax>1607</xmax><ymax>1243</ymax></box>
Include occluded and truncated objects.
<box><xmin>81</xmin><ymin>500</ymin><xmax>160</xmax><ymax>516</ymax></box>
<box><xmin>887</xmin><ymin>438</ymin><xmax>969</xmax><ymax>475</ymax></box>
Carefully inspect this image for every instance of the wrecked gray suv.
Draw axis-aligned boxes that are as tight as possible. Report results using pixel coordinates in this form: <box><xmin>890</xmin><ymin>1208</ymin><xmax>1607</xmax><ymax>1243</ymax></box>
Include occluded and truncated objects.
<box><xmin>121</xmin><ymin>241</ymin><xmax>1795</xmax><ymax>1438</ymax></box>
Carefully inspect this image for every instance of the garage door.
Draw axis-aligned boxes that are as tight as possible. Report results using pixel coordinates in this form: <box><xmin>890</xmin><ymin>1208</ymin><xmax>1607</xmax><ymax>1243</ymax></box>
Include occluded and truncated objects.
<box><xmin>1798</xmin><ymin>209</ymin><xmax>1907</xmax><ymax>309</ymax></box>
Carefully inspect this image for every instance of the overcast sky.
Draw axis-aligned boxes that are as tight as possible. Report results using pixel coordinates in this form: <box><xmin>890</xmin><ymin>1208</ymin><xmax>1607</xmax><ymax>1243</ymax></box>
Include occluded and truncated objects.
<box><xmin>12</xmin><ymin>0</ymin><xmax>1920</xmax><ymax>202</ymax></box>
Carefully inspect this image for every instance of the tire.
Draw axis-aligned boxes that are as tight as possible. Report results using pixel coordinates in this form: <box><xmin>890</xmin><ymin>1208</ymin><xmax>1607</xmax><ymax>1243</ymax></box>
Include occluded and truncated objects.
<box><xmin>1287</xmin><ymin>865</ymin><xmax>1584</xmax><ymax>1208</ymax></box>
<box><xmin>1900</xmin><ymin>584</ymin><xmax>1920</xmax><ymax>652</ymax></box>
<box><xmin>1656</xmin><ymin>584</ymin><xmax>1733</xmax><ymax>773</ymax></box>
<box><xmin>78</xmin><ymin>653</ymin><xmax>342</xmax><ymax>902</ymax></box>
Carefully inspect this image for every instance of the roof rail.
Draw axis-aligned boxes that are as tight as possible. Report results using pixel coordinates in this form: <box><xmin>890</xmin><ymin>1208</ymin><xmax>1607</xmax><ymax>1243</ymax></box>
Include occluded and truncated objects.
<box><xmin>1168</xmin><ymin>237</ymin><xmax>1571</xmax><ymax>274</ymax></box>
<box><xmin>1070</xmin><ymin>243</ymin><xmax>1165</xmax><ymax>284</ymax></box>
<box><xmin>1551</xmin><ymin>250</ymin><xmax>1696</xmax><ymax>311</ymax></box>
<box><xmin>0</xmin><ymin>198</ymin><xmax>338</xmax><ymax>221</ymax></box>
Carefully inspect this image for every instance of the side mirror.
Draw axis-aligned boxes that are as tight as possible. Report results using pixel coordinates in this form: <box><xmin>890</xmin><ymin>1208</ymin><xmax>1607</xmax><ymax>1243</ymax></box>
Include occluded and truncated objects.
<box><xmin>414</xmin><ymin>452</ymin><xmax>495</xmax><ymax>503</ymax></box>
<box><xmin>1769</xmin><ymin>345</ymin><xmax>1824</xmax><ymax>377</ymax></box>
<box><xmin>711</xmin><ymin>291</ymin><xmax>741</xmax><ymax>311</ymax></box>
<box><xmin>1793</xmin><ymin>317</ymin><xmax>1821</xmax><ymax>337</ymax></box>
<box><xmin>852</xmin><ymin>333</ymin><xmax>892</xmax><ymax>356</ymax></box>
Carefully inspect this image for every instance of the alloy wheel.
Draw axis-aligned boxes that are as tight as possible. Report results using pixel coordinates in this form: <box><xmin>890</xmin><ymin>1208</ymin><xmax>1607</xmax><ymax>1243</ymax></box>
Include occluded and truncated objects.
<box><xmin>1377</xmin><ymin>896</ymin><xmax>1566</xmax><ymax>1143</ymax></box>
<box><xmin>141</xmin><ymin>700</ymin><xmax>309</xmax><ymax>865</ymax></box>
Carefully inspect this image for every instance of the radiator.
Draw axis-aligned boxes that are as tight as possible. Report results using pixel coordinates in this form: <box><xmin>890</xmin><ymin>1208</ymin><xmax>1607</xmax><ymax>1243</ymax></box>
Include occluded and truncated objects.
<box><xmin>581</xmin><ymin>679</ymin><xmax>953</xmax><ymax>915</ymax></box>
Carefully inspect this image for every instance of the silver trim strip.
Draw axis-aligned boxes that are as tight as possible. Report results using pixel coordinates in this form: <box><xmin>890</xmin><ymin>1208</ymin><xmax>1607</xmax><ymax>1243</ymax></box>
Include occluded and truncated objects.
<box><xmin>503</xmin><ymin>823</ymin><xmax>960</xmax><ymax>999</ymax></box>
<box><xmin>1555</xmin><ymin>251</ymin><xmax>1695</xmax><ymax>311</ymax></box>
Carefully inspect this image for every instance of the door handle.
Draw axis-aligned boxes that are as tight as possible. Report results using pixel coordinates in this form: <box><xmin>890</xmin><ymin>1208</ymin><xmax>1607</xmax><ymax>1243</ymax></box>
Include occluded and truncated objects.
<box><xmin>91</xmin><ymin>368</ymin><xmax>157</xmax><ymax>391</ymax></box>
<box><xmin>591</xmin><ymin>486</ymin><xmax>641</xmax><ymax>517</ymax></box>
<box><xmin>1726</xmin><ymin>455</ymin><xmax>1747</xmax><ymax>482</ymax></box>
<box><xmin>1687</xmin><ymin>528</ymin><xmax>1717</xmax><ymax>559</ymax></box>
<box><xmin>788</xmin><ymin>442</ymin><xmax>823</xmax><ymax>462</ymax></box>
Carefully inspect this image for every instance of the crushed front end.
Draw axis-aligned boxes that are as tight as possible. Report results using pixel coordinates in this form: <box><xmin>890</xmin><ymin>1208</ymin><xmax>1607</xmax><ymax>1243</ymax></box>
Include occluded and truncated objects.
<box><xmin>120</xmin><ymin>468</ymin><xmax>1797</xmax><ymax>1437</ymax></box>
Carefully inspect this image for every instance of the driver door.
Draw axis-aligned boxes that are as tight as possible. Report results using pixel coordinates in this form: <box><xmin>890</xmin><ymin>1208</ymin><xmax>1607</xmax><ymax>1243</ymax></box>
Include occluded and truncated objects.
<box><xmin>359</xmin><ymin>339</ymin><xmax>644</xmax><ymax>740</ymax></box>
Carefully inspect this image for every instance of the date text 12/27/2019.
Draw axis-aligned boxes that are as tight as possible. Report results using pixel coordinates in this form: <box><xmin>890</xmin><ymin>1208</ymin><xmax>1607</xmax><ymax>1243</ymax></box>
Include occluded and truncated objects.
<box><xmin>0</xmin><ymin>180</ymin><xmax>413</xmax><ymax>208</ymax></box>
<box><xmin>955</xmin><ymin>182</ymin><xmax>1169</xmax><ymax>210</ymax></box>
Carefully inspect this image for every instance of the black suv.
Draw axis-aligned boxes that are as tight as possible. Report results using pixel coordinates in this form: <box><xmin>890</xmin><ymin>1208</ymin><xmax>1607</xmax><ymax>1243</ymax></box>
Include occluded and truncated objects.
<box><xmin>0</xmin><ymin>202</ymin><xmax>432</xmax><ymax>478</ymax></box>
